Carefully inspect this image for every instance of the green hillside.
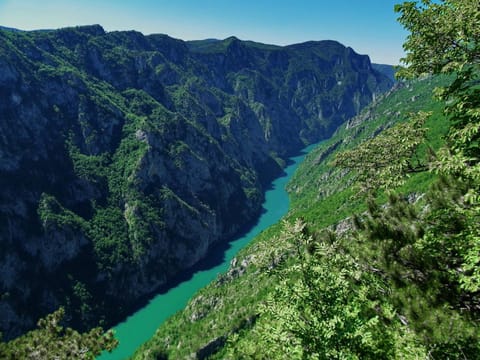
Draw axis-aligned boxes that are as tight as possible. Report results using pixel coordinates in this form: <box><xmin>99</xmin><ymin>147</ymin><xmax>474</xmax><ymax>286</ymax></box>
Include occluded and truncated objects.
<box><xmin>130</xmin><ymin>1</ymin><xmax>480</xmax><ymax>357</ymax></box>
<box><xmin>131</xmin><ymin>73</ymin><xmax>462</xmax><ymax>359</ymax></box>
<box><xmin>2</xmin><ymin>1</ymin><xmax>479</xmax><ymax>358</ymax></box>
<box><xmin>288</xmin><ymin>75</ymin><xmax>450</xmax><ymax>222</ymax></box>
<box><xmin>0</xmin><ymin>24</ymin><xmax>391</xmax><ymax>342</ymax></box>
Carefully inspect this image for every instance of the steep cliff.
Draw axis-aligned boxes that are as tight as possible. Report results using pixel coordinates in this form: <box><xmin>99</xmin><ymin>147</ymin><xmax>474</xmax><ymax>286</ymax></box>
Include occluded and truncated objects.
<box><xmin>0</xmin><ymin>25</ymin><xmax>392</xmax><ymax>338</ymax></box>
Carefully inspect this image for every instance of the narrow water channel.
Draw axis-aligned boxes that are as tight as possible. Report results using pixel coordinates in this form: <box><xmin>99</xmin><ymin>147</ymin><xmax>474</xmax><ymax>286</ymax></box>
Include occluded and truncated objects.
<box><xmin>98</xmin><ymin>144</ymin><xmax>315</xmax><ymax>359</ymax></box>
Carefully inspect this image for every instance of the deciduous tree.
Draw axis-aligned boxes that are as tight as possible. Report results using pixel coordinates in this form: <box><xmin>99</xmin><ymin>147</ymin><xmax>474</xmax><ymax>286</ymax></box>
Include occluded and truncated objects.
<box><xmin>0</xmin><ymin>308</ymin><xmax>118</xmax><ymax>360</ymax></box>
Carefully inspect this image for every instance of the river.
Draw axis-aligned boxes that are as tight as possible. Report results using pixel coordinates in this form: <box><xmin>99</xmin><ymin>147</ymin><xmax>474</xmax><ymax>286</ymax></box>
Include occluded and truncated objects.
<box><xmin>98</xmin><ymin>143</ymin><xmax>315</xmax><ymax>359</ymax></box>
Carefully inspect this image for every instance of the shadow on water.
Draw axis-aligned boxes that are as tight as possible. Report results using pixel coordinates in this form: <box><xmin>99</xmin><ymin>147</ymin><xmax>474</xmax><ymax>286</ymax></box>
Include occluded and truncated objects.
<box><xmin>98</xmin><ymin>143</ymin><xmax>316</xmax><ymax>360</ymax></box>
<box><xmin>117</xmin><ymin>176</ymin><xmax>283</xmax><ymax>322</ymax></box>
<box><xmin>145</xmin><ymin>207</ymin><xmax>270</xmax><ymax>299</ymax></box>
<box><xmin>137</xmin><ymin>164</ymin><xmax>296</xmax><ymax>300</ymax></box>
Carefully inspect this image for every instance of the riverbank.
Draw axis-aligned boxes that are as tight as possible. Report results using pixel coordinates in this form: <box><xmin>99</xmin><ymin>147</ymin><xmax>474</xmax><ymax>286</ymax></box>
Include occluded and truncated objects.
<box><xmin>98</xmin><ymin>144</ymin><xmax>316</xmax><ymax>359</ymax></box>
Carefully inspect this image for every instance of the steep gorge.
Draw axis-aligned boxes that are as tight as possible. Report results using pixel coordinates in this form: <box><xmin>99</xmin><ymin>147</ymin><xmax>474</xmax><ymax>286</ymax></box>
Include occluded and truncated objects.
<box><xmin>0</xmin><ymin>25</ymin><xmax>392</xmax><ymax>338</ymax></box>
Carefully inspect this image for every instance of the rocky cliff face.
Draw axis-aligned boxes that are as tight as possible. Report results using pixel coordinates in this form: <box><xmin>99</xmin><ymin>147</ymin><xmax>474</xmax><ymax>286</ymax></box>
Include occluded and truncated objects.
<box><xmin>0</xmin><ymin>25</ymin><xmax>392</xmax><ymax>338</ymax></box>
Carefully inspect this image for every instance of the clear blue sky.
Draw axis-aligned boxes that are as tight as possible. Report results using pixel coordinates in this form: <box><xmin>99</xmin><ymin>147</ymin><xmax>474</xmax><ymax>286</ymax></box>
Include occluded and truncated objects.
<box><xmin>0</xmin><ymin>0</ymin><xmax>407</xmax><ymax>64</ymax></box>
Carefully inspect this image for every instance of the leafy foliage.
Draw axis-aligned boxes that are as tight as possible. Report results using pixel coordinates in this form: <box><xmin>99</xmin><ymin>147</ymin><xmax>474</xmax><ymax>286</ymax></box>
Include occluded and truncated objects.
<box><xmin>396</xmin><ymin>0</ymin><xmax>480</xmax><ymax>297</ymax></box>
<box><xmin>251</xmin><ymin>220</ymin><xmax>397</xmax><ymax>360</ymax></box>
<box><xmin>37</xmin><ymin>193</ymin><xmax>89</xmax><ymax>232</ymax></box>
<box><xmin>326</xmin><ymin>0</ymin><xmax>480</xmax><ymax>357</ymax></box>
<box><xmin>395</xmin><ymin>0</ymin><xmax>480</xmax><ymax>77</ymax></box>
<box><xmin>333</xmin><ymin>111</ymin><xmax>430</xmax><ymax>193</ymax></box>
<box><xmin>0</xmin><ymin>308</ymin><xmax>117</xmax><ymax>359</ymax></box>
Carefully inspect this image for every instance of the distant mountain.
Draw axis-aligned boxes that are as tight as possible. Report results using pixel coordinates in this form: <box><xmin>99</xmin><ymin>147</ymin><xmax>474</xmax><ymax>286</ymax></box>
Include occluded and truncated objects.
<box><xmin>187</xmin><ymin>37</ymin><xmax>282</xmax><ymax>53</ymax></box>
<box><xmin>0</xmin><ymin>25</ymin><xmax>22</xmax><ymax>32</ymax></box>
<box><xmin>0</xmin><ymin>25</ymin><xmax>392</xmax><ymax>339</ymax></box>
<box><xmin>372</xmin><ymin>63</ymin><xmax>397</xmax><ymax>81</ymax></box>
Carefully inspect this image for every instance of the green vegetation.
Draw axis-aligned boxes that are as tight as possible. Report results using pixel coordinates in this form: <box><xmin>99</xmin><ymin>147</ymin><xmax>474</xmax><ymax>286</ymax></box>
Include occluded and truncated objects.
<box><xmin>38</xmin><ymin>193</ymin><xmax>89</xmax><ymax>232</ymax></box>
<box><xmin>7</xmin><ymin>1</ymin><xmax>478</xmax><ymax>358</ymax></box>
<box><xmin>0</xmin><ymin>308</ymin><xmax>117</xmax><ymax>359</ymax></box>
<box><xmin>1</xmin><ymin>19</ymin><xmax>392</xmax><ymax>345</ymax></box>
<box><xmin>333</xmin><ymin>110</ymin><xmax>430</xmax><ymax>192</ymax></box>
<box><xmin>132</xmin><ymin>1</ymin><xmax>479</xmax><ymax>358</ymax></box>
<box><xmin>132</xmin><ymin>71</ymin><xmax>450</xmax><ymax>360</ymax></box>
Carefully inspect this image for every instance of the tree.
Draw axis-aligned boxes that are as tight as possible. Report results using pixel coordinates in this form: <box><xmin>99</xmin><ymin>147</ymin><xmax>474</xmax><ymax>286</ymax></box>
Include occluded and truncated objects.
<box><xmin>395</xmin><ymin>0</ymin><xmax>480</xmax><ymax>77</ymax></box>
<box><xmin>395</xmin><ymin>0</ymin><xmax>480</xmax><ymax>295</ymax></box>
<box><xmin>330</xmin><ymin>1</ymin><xmax>480</xmax><ymax>357</ymax></box>
<box><xmin>396</xmin><ymin>0</ymin><xmax>480</xmax><ymax>164</ymax></box>
<box><xmin>0</xmin><ymin>308</ymin><xmax>118</xmax><ymax>360</ymax></box>
<box><xmin>332</xmin><ymin>111</ymin><xmax>430</xmax><ymax>194</ymax></box>
<box><xmin>236</xmin><ymin>220</ymin><xmax>399</xmax><ymax>360</ymax></box>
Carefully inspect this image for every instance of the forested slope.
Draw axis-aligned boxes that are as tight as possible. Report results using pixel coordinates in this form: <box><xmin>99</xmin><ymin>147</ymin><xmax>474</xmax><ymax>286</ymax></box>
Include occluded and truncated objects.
<box><xmin>131</xmin><ymin>73</ymin><xmax>461</xmax><ymax>359</ymax></box>
<box><xmin>132</xmin><ymin>1</ymin><xmax>480</xmax><ymax>357</ymax></box>
<box><xmin>3</xmin><ymin>1</ymin><xmax>479</xmax><ymax>358</ymax></box>
<box><xmin>0</xmin><ymin>25</ymin><xmax>391</xmax><ymax>339</ymax></box>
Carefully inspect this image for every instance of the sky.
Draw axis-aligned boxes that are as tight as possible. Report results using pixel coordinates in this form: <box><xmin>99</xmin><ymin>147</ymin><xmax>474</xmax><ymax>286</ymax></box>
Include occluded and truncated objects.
<box><xmin>0</xmin><ymin>0</ymin><xmax>408</xmax><ymax>64</ymax></box>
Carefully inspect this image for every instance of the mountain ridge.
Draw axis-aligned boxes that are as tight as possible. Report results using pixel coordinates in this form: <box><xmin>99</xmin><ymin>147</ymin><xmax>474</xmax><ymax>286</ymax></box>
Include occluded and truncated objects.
<box><xmin>0</xmin><ymin>24</ymin><xmax>391</xmax><ymax>339</ymax></box>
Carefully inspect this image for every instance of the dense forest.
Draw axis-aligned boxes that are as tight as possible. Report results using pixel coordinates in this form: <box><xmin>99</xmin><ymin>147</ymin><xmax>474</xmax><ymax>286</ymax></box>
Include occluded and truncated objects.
<box><xmin>1</xmin><ymin>0</ymin><xmax>479</xmax><ymax>359</ymax></box>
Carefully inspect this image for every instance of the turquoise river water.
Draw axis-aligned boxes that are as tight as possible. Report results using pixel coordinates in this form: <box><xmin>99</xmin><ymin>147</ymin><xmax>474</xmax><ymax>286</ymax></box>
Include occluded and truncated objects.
<box><xmin>98</xmin><ymin>144</ymin><xmax>315</xmax><ymax>359</ymax></box>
